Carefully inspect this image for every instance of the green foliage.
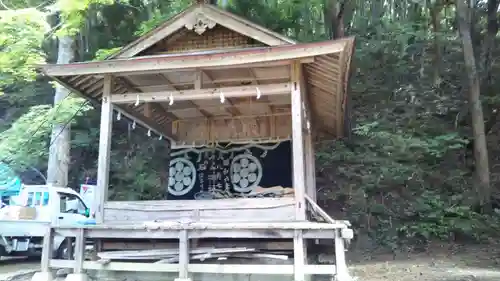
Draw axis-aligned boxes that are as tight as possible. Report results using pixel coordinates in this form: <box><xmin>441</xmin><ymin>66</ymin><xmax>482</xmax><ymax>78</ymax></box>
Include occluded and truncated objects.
<box><xmin>94</xmin><ymin>47</ymin><xmax>121</xmax><ymax>60</ymax></box>
<box><xmin>55</xmin><ymin>0</ymin><xmax>125</xmax><ymax>36</ymax></box>
<box><xmin>0</xmin><ymin>9</ymin><xmax>49</xmax><ymax>93</ymax></box>
<box><xmin>2</xmin><ymin>0</ymin><xmax>500</xmax><ymax>251</ymax></box>
<box><xmin>134</xmin><ymin>0</ymin><xmax>191</xmax><ymax>36</ymax></box>
<box><xmin>0</xmin><ymin>96</ymin><xmax>91</xmax><ymax>170</ymax></box>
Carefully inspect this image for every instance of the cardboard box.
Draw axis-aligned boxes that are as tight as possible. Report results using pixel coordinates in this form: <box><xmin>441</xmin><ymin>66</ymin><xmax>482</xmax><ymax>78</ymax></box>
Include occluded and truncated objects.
<box><xmin>2</xmin><ymin>206</ymin><xmax>36</xmax><ymax>220</ymax></box>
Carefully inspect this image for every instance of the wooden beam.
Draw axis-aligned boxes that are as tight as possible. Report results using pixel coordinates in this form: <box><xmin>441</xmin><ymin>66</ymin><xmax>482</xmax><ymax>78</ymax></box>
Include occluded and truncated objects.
<box><xmin>50</xmin><ymin>260</ymin><xmax>337</xmax><ymax>275</ymax></box>
<box><xmin>291</xmin><ymin>61</ymin><xmax>308</xmax><ymax>281</ymax></box>
<box><xmin>190</xmin><ymin>70</ymin><xmax>213</xmax><ymax>117</ymax></box>
<box><xmin>40</xmin><ymin>40</ymin><xmax>348</xmax><ymax>76</ymax></box>
<box><xmin>304</xmin><ymin>133</ymin><xmax>317</xmax><ymax>201</ymax></box>
<box><xmin>56</xmin><ymin>228</ymin><xmax>336</xmax><ymax>240</ymax></box>
<box><xmin>94</xmin><ymin>74</ymin><xmax>113</xmax><ymax>224</ymax></box>
<box><xmin>116</xmin><ymin>59</ymin><xmax>313</xmax><ymax>77</ymax></box>
<box><xmin>111</xmin><ymin>83</ymin><xmax>291</xmax><ymax>104</ymax></box>
<box><xmin>290</xmin><ymin>64</ymin><xmax>306</xmax><ymax>220</ymax></box>
<box><xmin>117</xmin><ymin>77</ymin><xmax>178</xmax><ymax>122</ymax></box>
<box><xmin>56</xmin><ymin>221</ymin><xmax>346</xmax><ymax>231</ymax></box>
<box><xmin>168</xmin><ymin>98</ymin><xmax>283</xmax><ymax>112</ymax></box>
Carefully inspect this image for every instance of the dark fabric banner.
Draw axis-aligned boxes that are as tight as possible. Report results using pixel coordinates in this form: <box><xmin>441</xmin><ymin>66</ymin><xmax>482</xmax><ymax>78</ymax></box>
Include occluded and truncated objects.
<box><xmin>167</xmin><ymin>141</ymin><xmax>292</xmax><ymax>200</ymax></box>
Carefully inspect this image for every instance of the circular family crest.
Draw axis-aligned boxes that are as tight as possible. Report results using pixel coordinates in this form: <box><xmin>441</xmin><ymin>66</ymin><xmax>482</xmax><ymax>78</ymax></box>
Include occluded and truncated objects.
<box><xmin>168</xmin><ymin>158</ymin><xmax>196</xmax><ymax>196</ymax></box>
<box><xmin>230</xmin><ymin>154</ymin><xmax>262</xmax><ymax>193</ymax></box>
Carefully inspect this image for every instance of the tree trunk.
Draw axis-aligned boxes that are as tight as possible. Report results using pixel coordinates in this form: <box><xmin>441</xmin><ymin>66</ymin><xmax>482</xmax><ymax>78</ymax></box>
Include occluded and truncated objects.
<box><xmin>429</xmin><ymin>2</ymin><xmax>442</xmax><ymax>86</ymax></box>
<box><xmin>325</xmin><ymin>0</ymin><xmax>347</xmax><ymax>39</ymax></box>
<box><xmin>46</xmin><ymin>36</ymin><xmax>74</xmax><ymax>187</ymax></box>
<box><xmin>456</xmin><ymin>0</ymin><xmax>491</xmax><ymax>212</ymax></box>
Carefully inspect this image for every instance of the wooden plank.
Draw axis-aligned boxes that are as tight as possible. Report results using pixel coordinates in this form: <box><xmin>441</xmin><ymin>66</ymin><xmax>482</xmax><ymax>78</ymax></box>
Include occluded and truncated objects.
<box><xmin>304</xmin><ymin>133</ymin><xmax>316</xmax><ymax>201</ymax></box>
<box><xmin>55</xmin><ymin>228</ymin><xmax>337</xmax><ymax>240</ymax></box>
<box><xmin>105</xmin><ymin>197</ymin><xmax>294</xmax><ymax>211</ymax></box>
<box><xmin>113</xmin><ymin>59</ymin><xmax>313</xmax><ymax>77</ymax></box>
<box><xmin>74</xmin><ymin>228</ymin><xmax>85</xmax><ymax>273</ymax></box>
<box><xmin>173</xmin><ymin>114</ymin><xmax>291</xmax><ymax>143</ymax></box>
<box><xmin>178</xmin><ymin>230</ymin><xmax>189</xmax><ymax>278</ymax></box>
<box><xmin>104</xmin><ymin>199</ymin><xmax>295</xmax><ymax>223</ymax></box>
<box><xmin>290</xmin><ymin>62</ymin><xmax>307</xmax><ymax>221</ymax></box>
<box><xmin>50</xmin><ymin>260</ymin><xmax>337</xmax><ymax>275</ymax></box>
<box><xmin>98</xmin><ymin>247</ymin><xmax>254</xmax><ymax>260</ymax></box>
<box><xmin>94</xmin><ymin>75</ymin><xmax>113</xmax><ymax>224</ymax></box>
<box><xmin>110</xmin><ymin>83</ymin><xmax>291</xmax><ymax>104</ymax></box>
<box><xmin>334</xmin><ymin>229</ymin><xmax>350</xmax><ymax>280</ymax></box>
<box><xmin>40</xmin><ymin>227</ymin><xmax>53</xmax><ymax>273</ymax></box>
<box><xmin>39</xmin><ymin>40</ymin><xmax>350</xmax><ymax>77</ymax></box>
<box><xmin>102</xmin><ymin>240</ymin><xmax>293</xmax><ymax>251</ymax></box>
<box><xmin>291</xmin><ymin>61</ymin><xmax>308</xmax><ymax>281</ymax></box>
<box><xmin>294</xmin><ymin>230</ymin><xmax>306</xmax><ymax>281</ymax></box>
<box><xmin>56</xmin><ymin>221</ymin><xmax>346</xmax><ymax>230</ymax></box>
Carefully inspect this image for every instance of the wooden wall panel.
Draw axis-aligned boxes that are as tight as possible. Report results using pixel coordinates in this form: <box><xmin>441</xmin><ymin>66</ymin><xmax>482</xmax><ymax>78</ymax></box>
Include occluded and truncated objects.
<box><xmin>171</xmin><ymin>114</ymin><xmax>291</xmax><ymax>143</ymax></box>
<box><xmin>103</xmin><ymin>198</ymin><xmax>296</xmax><ymax>223</ymax></box>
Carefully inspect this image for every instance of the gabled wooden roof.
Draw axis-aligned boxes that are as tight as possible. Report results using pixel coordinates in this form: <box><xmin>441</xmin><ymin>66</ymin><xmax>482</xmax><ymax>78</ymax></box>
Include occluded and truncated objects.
<box><xmin>108</xmin><ymin>3</ymin><xmax>295</xmax><ymax>59</ymax></box>
<box><xmin>38</xmin><ymin>3</ymin><xmax>355</xmax><ymax>143</ymax></box>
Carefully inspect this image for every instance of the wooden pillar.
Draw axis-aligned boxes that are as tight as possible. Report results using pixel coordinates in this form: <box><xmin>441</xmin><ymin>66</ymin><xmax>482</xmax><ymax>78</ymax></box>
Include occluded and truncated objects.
<box><xmin>334</xmin><ymin>229</ymin><xmax>350</xmax><ymax>280</ymax></box>
<box><xmin>304</xmin><ymin>133</ymin><xmax>316</xmax><ymax>202</ymax></box>
<box><xmin>40</xmin><ymin>227</ymin><xmax>53</xmax><ymax>272</ymax></box>
<box><xmin>291</xmin><ymin>61</ymin><xmax>307</xmax><ymax>281</ymax></box>
<box><xmin>73</xmin><ymin>229</ymin><xmax>85</xmax><ymax>274</ymax></box>
<box><xmin>94</xmin><ymin>74</ymin><xmax>113</xmax><ymax>224</ymax></box>
<box><xmin>176</xmin><ymin>230</ymin><xmax>190</xmax><ymax>281</ymax></box>
<box><xmin>290</xmin><ymin>62</ymin><xmax>307</xmax><ymax>220</ymax></box>
<box><xmin>31</xmin><ymin>227</ymin><xmax>54</xmax><ymax>281</ymax></box>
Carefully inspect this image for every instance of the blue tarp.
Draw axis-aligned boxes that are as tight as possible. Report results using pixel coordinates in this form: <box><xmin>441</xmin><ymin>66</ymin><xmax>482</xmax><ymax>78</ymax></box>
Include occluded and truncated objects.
<box><xmin>0</xmin><ymin>163</ymin><xmax>22</xmax><ymax>197</ymax></box>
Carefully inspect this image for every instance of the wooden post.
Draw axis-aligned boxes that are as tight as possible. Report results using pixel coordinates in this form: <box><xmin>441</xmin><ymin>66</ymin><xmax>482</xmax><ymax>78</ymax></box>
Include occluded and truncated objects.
<box><xmin>290</xmin><ymin>62</ymin><xmax>307</xmax><ymax>220</ymax></box>
<box><xmin>334</xmin><ymin>229</ymin><xmax>350</xmax><ymax>281</ymax></box>
<box><xmin>64</xmin><ymin>228</ymin><xmax>89</xmax><ymax>281</ymax></box>
<box><xmin>94</xmin><ymin>74</ymin><xmax>113</xmax><ymax>224</ymax></box>
<box><xmin>74</xmin><ymin>229</ymin><xmax>85</xmax><ymax>274</ymax></box>
<box><xmin>291</xmin><ymin>61</ymin><xmax>307</xmax><ymax>281</ymax></box>
<box><xmin>176</xmin><ymin>230</ymin><xmax>190</xmax><ymax>281</ymax></box>
<box><xmin>41</xmin><ymin>227</ymin><xmax>53</xmax><ymax>272</ymax></box>
<box><xmin>304</xmin><ymin>133</ymin><xmax>316</xmax><ymax>202</ymax></box>
<box><xmin>31</xmin><ymin>227</ymin><xmax>54</xmax><ymax>281</ymax></box>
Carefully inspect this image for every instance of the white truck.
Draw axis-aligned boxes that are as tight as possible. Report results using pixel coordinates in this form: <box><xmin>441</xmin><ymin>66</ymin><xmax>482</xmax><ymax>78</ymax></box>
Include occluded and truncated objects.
<box><xmin>0</xmin><ymin>185</ymin><xmax>92</xmax><ymax>258</ymax></box>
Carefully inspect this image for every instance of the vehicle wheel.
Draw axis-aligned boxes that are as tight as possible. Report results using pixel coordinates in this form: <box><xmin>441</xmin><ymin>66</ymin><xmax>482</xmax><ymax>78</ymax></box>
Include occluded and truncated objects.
<box><xmin>0</xmin><ymin>244</ymin><xmax>6</xmax><ymax>257</ymax></box>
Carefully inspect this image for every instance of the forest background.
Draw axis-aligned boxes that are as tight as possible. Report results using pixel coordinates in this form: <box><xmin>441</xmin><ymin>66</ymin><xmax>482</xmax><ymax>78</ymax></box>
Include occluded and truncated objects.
<box><xmin>0</xmin><ymin>0</ymin><xmax>499</xmax><ymax>250</ymax></box>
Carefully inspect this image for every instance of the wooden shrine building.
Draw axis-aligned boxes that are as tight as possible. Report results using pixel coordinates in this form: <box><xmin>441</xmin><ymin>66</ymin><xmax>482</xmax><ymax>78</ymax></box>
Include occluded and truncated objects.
<box><xmin>34</xmin><ymin>2</ymin><xmax>355</xmax><ymax>281</ymax></box>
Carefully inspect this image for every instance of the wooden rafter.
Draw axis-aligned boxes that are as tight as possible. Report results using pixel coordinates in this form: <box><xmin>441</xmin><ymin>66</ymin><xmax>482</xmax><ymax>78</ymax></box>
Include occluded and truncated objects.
<box><xmin>160</xmin><ymin>73</ymin><xmax>211</xmax><ymax>118</ymax></box>
<box><xmin>200</xmin><ymin>70</ymin><xmax>241</xmax><ymax>116</ymax></box>
<box><xmin>115</xmin><ymin>77</ymin><xmax>178</xmax><ymax>122</ymax></box>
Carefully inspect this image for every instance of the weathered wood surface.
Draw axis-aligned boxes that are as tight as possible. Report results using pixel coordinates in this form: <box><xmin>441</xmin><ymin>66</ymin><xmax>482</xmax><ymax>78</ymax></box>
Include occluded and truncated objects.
<box><xmin>103</xmin><ymin>198</ymin><xmax>296</xmax><ymax>223</ymax></box>
<box><xmin>102</xmin><ymin>240</ymin><xmax>293</xmax><ymax>251</ymax></box>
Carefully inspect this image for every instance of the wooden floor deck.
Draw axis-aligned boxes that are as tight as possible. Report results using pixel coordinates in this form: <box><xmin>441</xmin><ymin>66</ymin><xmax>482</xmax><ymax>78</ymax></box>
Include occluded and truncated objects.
<box><xmin>54</xmin><ymin>220</ymin><xmax>347</xmax><ymax>239</ymax></box>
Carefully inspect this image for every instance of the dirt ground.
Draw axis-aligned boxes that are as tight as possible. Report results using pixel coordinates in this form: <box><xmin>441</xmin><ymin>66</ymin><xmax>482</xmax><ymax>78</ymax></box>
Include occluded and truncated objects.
<box><xmin>348</xmin><ymin>241</ymin><xmax>500</xmax><ymax>281</ymax></box>
<box><xmin>2</xmin><ymin>242</ymin><xmax>500</xmax><ymax>281</ymax></box>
